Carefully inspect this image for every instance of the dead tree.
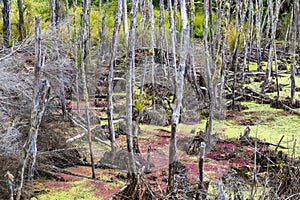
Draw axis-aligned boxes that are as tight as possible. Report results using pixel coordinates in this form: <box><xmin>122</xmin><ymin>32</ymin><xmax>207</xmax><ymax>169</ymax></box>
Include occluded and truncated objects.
<box><xmin>167</xmin><ymin>0</ymin><xmax>177</xmax><ymax>101</ymax></box>
<box><xmin>255</xmin><ymin>0</ymin><xmax>263</xmax><ymax>71</ymax></box>
<box><xmin>72</xmin><ymin>0</ymin><xmax>80</xmax><ymax>112</ymax></box>
<box><xmin>79</xmin><ymin>0</ymin><xmax>96</xmax><ymax>178</ymax></box>
<box><xmin>16</xmin><ymin>16</ymin><xmax>51</xmax><ymax>200</ymax></box>
<box><xmin>168</xmin><ymin>0</ymin><xmax>189</xmax><ymax>192</ymax></box>
<box><xmin>49</xmin><ymin>0</ymin><xmax>55</xmax><ymax>31</ymax></box>
<box><xmin>65</xmin><ymin>0</ymin><xmax>72</xmax><ymax>49</ymax></box>
<box><xmin>2</xmin><ymin>0</ymin><xmax>10</xmax><ymax>47</ymax></box>
<box><xmin>126</xmin><ymin>0</ymin><xmax>139</xmax><ymax>186</ymax></box>
<box><xmin>122</xmin><ymin>0</ymin><xmax>128</xmax><ymax>47</ymax></box>
<box><xmin>108</xmin><ymin>0</ymin><xmax>123</xmax><ymax>153</ymax></box>
<box><xmin>196</xmin><ymin>142</ymin><xmax>206</xmax><ymax>200</ymax></box>
<box><xmin>262</xmin><ymin>0</ymin><xmax>281</xmax><ymax>93</ymax></box>
<box><xmin>17</xmin><ymin>0</ymin><xmax>25</xmax><ymax>40</ymax></box>
<box><xmin>148</xmin><ymin>0</ymin><xmax>156</xmax><ymax>109</ymax></box>
<box><xmin>291</xmin><ymin>0</ymin><xmax>298</xmax><ymax>105</ymax></box>
<box><xmin>55</xmin><ymin>0</ymin><xmax>62</xmax><ymax>25</ymax></box>
<box><xmin>204</xmin><ymin>0</ymin><xmax>214</xmax><ymax>146</ymax></box>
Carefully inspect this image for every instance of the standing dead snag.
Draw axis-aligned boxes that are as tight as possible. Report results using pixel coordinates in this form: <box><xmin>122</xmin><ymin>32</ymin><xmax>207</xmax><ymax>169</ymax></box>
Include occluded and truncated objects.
<box><xmin>5</xmin><ymin>171</ymin><xmax>14</xmax><ymax>200</ymax></box>
<box><xmin>196</xmin><ymin>142</ymin><xmax>207</xmax><ymax>200</ymax></box>
<box><xmin>126</xmin><ymin>0</ymin><xmax>138</xmax><ymax>187</ymax></box>
<box><xmin>17</xmin><ymin>0</ymin><xmax>25</xmax><ymax>40</ymax></box>
<box><xmin>203</xmin><ymin>0</ymin><xmax>213</xmax><ymax>146</ymax></box>
<box><xmin>16</xmin><ymin>16</ymin><xmax>51</xmax><ymax>200</ymax></box>
<box><xmin>168</xmin><ymin>0</ymin><xmax>189</xmax><ymax>192</ymax></box>
<box><xmin>290</xmin><ymin>0</ymin><xmax>298</xmax><ymax>106</ymax></box>
<box><xmin>107</xmin><ymin>0</ymin><xmax>122</xmax><ymax>154</ymax></box>
<box><xmin>2</xmin><ymin>0</ymin><xmax>10</xmax><ymax>47</ymax></box>
<box><xmin>79</xmin><ymin>0</ymin><xmax>96</xmax><ymax>179</ymax></box>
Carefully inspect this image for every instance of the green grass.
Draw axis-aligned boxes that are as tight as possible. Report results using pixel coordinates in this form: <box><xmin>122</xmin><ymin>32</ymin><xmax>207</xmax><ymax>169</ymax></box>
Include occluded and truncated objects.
<box><xmin>140</xmin><ymin>100</ymin><xmax>300</xmax><ymax>157</ymax></box>
<box><xmin>31</xmin><ymin>179</ymin><xmax>100</xmax><ymax>200</ymax></box>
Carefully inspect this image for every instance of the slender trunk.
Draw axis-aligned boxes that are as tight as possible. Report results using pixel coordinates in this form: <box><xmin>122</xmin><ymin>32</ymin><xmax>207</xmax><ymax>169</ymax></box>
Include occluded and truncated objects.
<box><xmin>255</xmin><ymin>0</ymin><xmax>262</xmax><ymax>71</ymax></box>
<box><xmin>123</xmin><ymin>0</ymin><xmax>128</xmax><ymax>47</ymax></box>
<box><xmin>100</xmin><ymin>0</ymin><xmax>109</xmax><ymax>61</ymax></box>
<box><xmin>79</xmin><ymin>5</ymin><xmax>96</xmax><ymax>178</ymax></box>
<box><xmin>241</xmin><ymin>0</ymin><xmax>249</xmax><ymax>88</ymax></box>
<box><xmin>189</xmin><ymin>0</ymin><xmax>203</xmax><ymax>100</ymax></box>
<box><xmin>235</xmin><ymin>0</ymin><xmax>240</xmax><ymax>30</ymax></box>
<box><xmin>274</xmin><ymin>1</ymin><xmax>280</xmax><ymax>98</ymax></box>
<box><xmin>204</xmin><ymin>0</ymin><xmax>213</xmax><ymax>146</ymax></box>
<box><xmin>173</xmin><ymin>0</ymin><xmax>178</xmax><ymax>34</ymax></box>
<box><xmin>55</xmin><ymin>0</ymin><xmax>62</xmax><ymax>25</ymax></box>
<box><xmin>291</xmin><ymin>1</ymin><xmax>297</xmax><ymax>105</ymax></box>
<box><xmin>65</xmin><ymin>0</ymin><xmax>72</xmax><ymax>49</ymax></box>
<box><xmin>127</xmin><ymin>0</ymin><xmax>139</xmax><ymax>182</ymax></box>
<box><xmin>5</xmin><ymin>171</ymin><xmax>14</xmax><ymax>200</ymax></box>
<box><xmin>97</xmin><ymin>0</ymin><xmax>102</xmax><ymax>46</ymax></box>
<box><xmin>73</xmin><ymin>0</ymin><xmax>80</xmax><ymax>112</ymax></box>
<box><xmin>17</xmin><ymin>0</ymin><xmax>25</xmax><ymax>40</ymax></box>
<box><xmin>102</xmin><ymin>0</ymin><xmax>109</xmax><ymax>39</ymax></box>
<box><xmin>167</xmin><ymin>0</ymin><xmax>177</xmax><ymax>103</ymax></box>
<box><xmin>218</xmin><ymin>1</ymin><xmax>230</xmax><ymax>111</ymax></box>
<box><xmin>2</xmin><ymin>0</ymin><xmax>10</xmax><ymax>47</ymax></box>
<box><xmin>159</xmin><ymin>0</ymin><xmax>166</xmax><ymax>77</ymax></box>
<box><xmin>262</xmin><ymin>0</ymin><xmax>281</xmax><ymax>93</ymax></box>
<box><xmin>108</xmin><ymin>0</ymin><xmax>123</xmax><ymax>153</ymax></box>
<box><xmin>168</xmin><ymin>0</ymin><xmax>189</xmax><ymax>192</ymax></box>
<box><xmin>148</xmin><ymin>0</ymin><xmax>156</xmax><ymax>109</ymax></box>
<box><xmin>196</xmin><ymin>142</ymin><xmax>206</xmax><ymax>200</ymax></box>
<box><xmin>16</xmin><ymin>17</ymin><xmax>50</xmax><ymax>200</ymax></box>
<box><xmin>209</xmin><ymin>0</ymin><xmax>214</xmax><ymax>60</ymax></box>
<box><xmin>283</xmin><ymin>12</ymin><xmax>293</xmax><ymax>52</ymax></box>
<box><xmin>298</xmin><ymin>0</ymin><xmax>300</xmax><ymax>52</ymax></box>
<box><xmin>49</xmin><ymin>0</ymin><xmax>55</xmax><ymax>32</ymax></box>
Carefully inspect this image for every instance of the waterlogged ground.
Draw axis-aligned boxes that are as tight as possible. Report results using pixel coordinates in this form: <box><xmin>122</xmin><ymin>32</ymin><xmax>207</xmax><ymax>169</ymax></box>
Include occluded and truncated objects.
<box><xmin>32</xmin><ymin>99</ymin><xmax>299</xmax><ymax>199</ymax></box>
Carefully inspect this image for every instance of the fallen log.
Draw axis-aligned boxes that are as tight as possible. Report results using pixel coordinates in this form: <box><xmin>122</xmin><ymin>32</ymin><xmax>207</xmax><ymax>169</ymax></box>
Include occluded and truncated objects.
<box><xmin>244</xmin><ymin>86</ymin><xmax>300</xmax><ymax>116</ymax></box>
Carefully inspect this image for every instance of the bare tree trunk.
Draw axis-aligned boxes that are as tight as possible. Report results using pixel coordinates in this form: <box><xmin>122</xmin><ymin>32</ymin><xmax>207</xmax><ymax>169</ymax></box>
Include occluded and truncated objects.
<box><xmin>73</xmin><ymin>0</ymin><xmax>80</xmax><ymax>112</ymax></box>
<box><xmin>5</xmin><ymin>171</ymin><xmax>14</xmax><ymax>200</ymax></box>
<box><xmin>167</xmin><ymin>0</ymin><xmax>177</xmax><ymax>102</ymax></box>
<box><xmin>65</xmin><ymin>0</ymin><xmax>72</xmax><ymax>49</ymax></box>
<box><xmin>158</xmin><ymin>0</ymin><xmax>166</xmax><ymax>77</ymax></box>
<box><xmin>79</xmin><ymin>3</ymin><xmax>96</xmax><ymax>178</ymax></box>
<box><xmin>148</xmin><ymin>0</ymin><xmax>156</xmax><ymax>109</ymax></box>
<box><xmin>97</xmin><ymin>0</ymin><xmax>102</xmax><ymax>47</ymax></box>
<box><xmin>2</xmin><ymin>0</ymin><xmax>10</xmax><ymax>47</ymax></box>
<box><xmin>273</xmin><ymin>1</ymin><xmax>281</xmax><ymax>99</ymax></box>
<box><xmin>102</xmin><ymin>0</ymin><xmax>109</xmax><ymax>39</ymax></box>
<box><xmin>55</xmin><ymin>0</ymin><xmax>62</xmax><ymax>25</ymax></box>
<box><xmin>218</xmin><ymin>1</ymin><xmax>230</xmax><ymax>112</ymax></box>
<box><xmin>173</xmin><ymin>0</ymin><xmax>178</xmax><ymax>34</ymax></box>
<box><xmin>126</xmin><ymin>0</ymin><xmax>139</xmax><ymax>183</ymax></box>
<box><xmin>108</xmin><ymin>0</ymin><xmax>123</xmax><ymax>153</ymax></box>
<box><xmin>298</xmin><ymin>0</ymin><xmax>300</xmax><ymax>52</ymax></box>
<box><xmin>99</xmin><ymin>0</ymin><xmax>109</xmax><ymax>61</ymax></box>
<box><xmin>241</xmin><ymin>0</ymin><xmax>249</xmax><ymax>88</ymax></box>
<box><xmin>16</xmin><ymin>16</ymin><xmax>51</xmax><ymax>200</ymax></box>
<box><xmin>262</xmin><ymin>0</ymin><xmax>281</xmax><ymax>93</ymax></box>
<box><xmin>17</xmin><ymin>0</ymin><xmax>25</xmax><ymax>40</ymax></box>
<box><xmin>49</xmin><ymin>0</ymin><xmax>55</xmax><ymax>31</ymax></box>
<box><xmin>123</xmin><ymin>0</ymin><xmax>128</xmax><ymax>47</ymax></box>
<box><xmin>189</xmin><ymin>0</ymin><xmax>202</xmax><ymax>100</ymax></box>
<box><xmin>255</xmin><ymin>0</ymin><xmax>263</xmax><ymax>71</ymax></box>
<box><xmin>168</xmin><ymin>0</ymin><xmax>189</xmax><ymax>192</ymax></box>
<box><xmin>291</xmin><ymin>1</ymin><xmax>297</xmax><ymax>105</ymax></box>
<box><xmin>204</xmin><ymin>0</ymin><xmax>213</xmax><ymax>146</ymax></box>
<box><xmin>196</xmin><ymin>142</ymin><xmax>206</xmax><ymax>200</ymax></box>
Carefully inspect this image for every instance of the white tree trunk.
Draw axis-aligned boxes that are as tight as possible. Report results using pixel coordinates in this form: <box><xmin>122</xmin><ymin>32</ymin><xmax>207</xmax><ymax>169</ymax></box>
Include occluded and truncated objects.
<box><xmin>168</xmin><ymin>0</ymin><xmax>189</xmax><ymax>191</ymax></box>
<box><xmin>108</xmin><ymin>0</ymin><xmax>123</xmax><ymax>153</ymax></box>
<box><xmin>126</xmin><ymin>0</ymin><xmax>139</xmax><ymax>181</ymax></box>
